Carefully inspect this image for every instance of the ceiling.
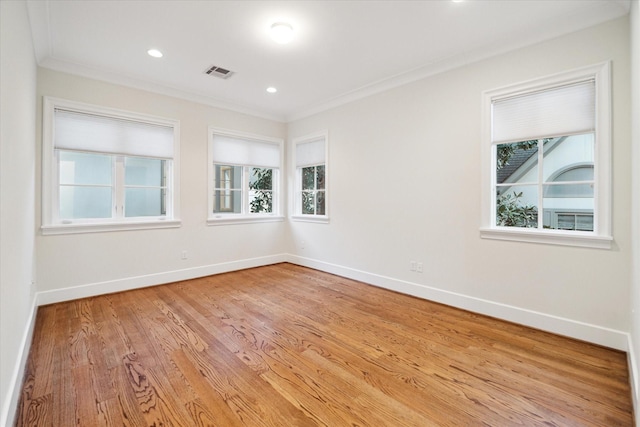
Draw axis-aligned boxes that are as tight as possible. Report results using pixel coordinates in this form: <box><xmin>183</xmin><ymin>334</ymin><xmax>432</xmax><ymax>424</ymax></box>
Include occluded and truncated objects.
<box><xmin>26</xmin><ymin>0</ymin><xmax>630</xmax><ymax>123</ymax></box>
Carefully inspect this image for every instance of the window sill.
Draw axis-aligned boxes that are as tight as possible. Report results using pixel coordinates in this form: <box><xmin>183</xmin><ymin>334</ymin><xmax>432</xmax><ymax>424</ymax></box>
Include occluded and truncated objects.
<box><xmin>291</xmin><ymin>215</ymin><xmax>330</xmax><ymax>224</ymax></box>
<box><xmin>479</xmin><ymin>227</ymin><xmax>612</xmax><ymax>249</ymax></box>
<box><xmin>207</xmin><ymin>215</ymin><xmax>285</xmax><ymax>226</ymax></box>
<box><xmin>41</xmin><ymin>219</ymin><xmax>181</xmax><ymax>235</ymax></box>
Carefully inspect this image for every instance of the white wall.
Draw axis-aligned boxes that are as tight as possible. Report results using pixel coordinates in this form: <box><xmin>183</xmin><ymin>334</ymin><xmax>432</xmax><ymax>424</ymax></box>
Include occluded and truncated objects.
<box><xmin>0</xmin><ymin>1</ymin><xmax>38</xmax><ymax>425</ymax></box>
<box><xmin>35</xmin><ymin>69</ymin><xmax>288</xmax><ymax>300</ymax></box>
<box><xmin>5</xmin><ymin>6</ymin><xmax>635</xmax><ymax>424</ymax></box>
<box><xmin>629</xmin><ymin>0</ymin><xmax>640</xmax><ymax>422</ymax></box>
<box><xmin>287</xmin><ymin>17</ymin><xmax>632</xmax><ymax>349</ymax></box>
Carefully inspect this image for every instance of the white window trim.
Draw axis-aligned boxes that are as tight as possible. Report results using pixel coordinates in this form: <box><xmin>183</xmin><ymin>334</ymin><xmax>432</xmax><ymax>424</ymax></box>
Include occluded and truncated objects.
<box><xmin>207</xmin><ymin>127</ymin><xmax>284</xmax><ymax>226</ymax></box>
<box><xmin>480</xmin><ymin>62</ymin><xmax>612</xmax><ymax>249</ymax></box>
<box><xmin>291</xmin><ymin>130</ymin><xmax>329</xmax><ymax>223</ymax></box>
<box><xmin>41</xmin><ymin>97</ymin><xmax>181</xmax><ymax>235</ymax></box>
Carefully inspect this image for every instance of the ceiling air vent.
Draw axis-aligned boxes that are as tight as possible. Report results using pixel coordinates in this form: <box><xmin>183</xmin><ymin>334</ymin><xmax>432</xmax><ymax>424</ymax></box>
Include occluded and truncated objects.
<box><xmin>204</xmin><ymin>65</ymin><xmax>234</xmax><ymax>79</ymax></box>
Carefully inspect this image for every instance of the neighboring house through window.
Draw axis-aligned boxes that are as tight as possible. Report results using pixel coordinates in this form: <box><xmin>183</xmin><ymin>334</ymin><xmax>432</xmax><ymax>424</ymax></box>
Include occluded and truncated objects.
<box><xmin>208</xmin><ymin>128</ymin><xmax>283</xmax><ymax>224</ymax></box>
<box><xmin>41</xmin><ymin>97</ymin><xmax>181</xmax><ymax>234</ymax></box>
<box><xmin>480</xmin><ymin>62</ymin><xmax>612</xmax><ymax>248</ymax></box>
<box><xmin>293</xmin><ymin>131</ymin><xmax>328</xmax><ymax>222</ymax></box>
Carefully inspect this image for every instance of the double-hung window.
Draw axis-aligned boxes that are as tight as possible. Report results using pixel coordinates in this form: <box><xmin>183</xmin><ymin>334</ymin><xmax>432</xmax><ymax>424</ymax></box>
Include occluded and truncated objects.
<box><xmin>41</xmin><ymin>97</ymin><xmax>180</xmax><ymax>234</ymax></box>
<box><xmin>292</xmin><ymin>131</ymin><xmax>328</xmax><ymax>222</ymax></box>
<box><xmin>480</xmin><ymin>62</ymin><xmax>612</xmax><ymax>248</ymax></box>
<box><xmin>208</xmin><ymin>128</ymin><xmax>283</xmax><ymax>224</ymax></box>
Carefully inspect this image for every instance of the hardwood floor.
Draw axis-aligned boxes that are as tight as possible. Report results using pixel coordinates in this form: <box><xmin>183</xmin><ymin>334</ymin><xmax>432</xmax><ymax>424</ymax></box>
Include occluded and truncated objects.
<box><xmin>15</xmin><ymin>263</ymin><xmax>633</xmax><ymax>426</ymax></box>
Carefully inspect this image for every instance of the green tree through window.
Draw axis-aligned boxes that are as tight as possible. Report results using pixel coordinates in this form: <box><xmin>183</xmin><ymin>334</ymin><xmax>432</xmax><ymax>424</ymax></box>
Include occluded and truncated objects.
<box><xmin>249</xmin><ymin>167</ymin><xmax>273</xmax><ymax>213</ymax></box>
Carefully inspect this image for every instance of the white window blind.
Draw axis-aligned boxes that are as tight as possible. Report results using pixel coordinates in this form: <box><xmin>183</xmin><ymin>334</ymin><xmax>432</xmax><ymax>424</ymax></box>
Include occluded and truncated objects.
<box><xmin>54</xmin><ymin>109</ymin><xmax>174</xmax><ymax>159</ymax></box>
<box><xmin>491</xmin><ymin>80</ymin><xmax>595</xmax><ymax>144</ymax></box>
<box><xmin>296</xmin><ymin>138</ymin><xmax>326</xmax><ymax>167</ymax></box>
<box><xmin>212</xmin><ymin>134</ymin><xmax>280</xmax><ymax>168</ymax></box>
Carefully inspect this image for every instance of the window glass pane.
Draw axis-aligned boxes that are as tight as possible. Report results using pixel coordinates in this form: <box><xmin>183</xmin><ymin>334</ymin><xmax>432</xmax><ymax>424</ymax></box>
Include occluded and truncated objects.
<box><xmin>249</xmin><ymin>190</ymin><xmax>272</xmax><ymax>213</ymax></box>
<box><xmin>213</xmin><ymin>189</ymin><xmax>241</xmax><ymax>213</ymax></box>
<box><xmin>576</xmin><ymin>214</ymin><xmax>594</xmax><ymax>231</ymax></box>
<box><xmin>542</xmin><ymin>183</ymin><xmax>593</xmax><ymax>231</ymax></box>
<box><xmin>495</xmin><ymin>141</ymin><xmax>538</xmax><ymax>184</ymax></box>
<box><xmin>551</xmin><ymin>166</ymin><xmax>594</xmax><ymax>183</ymax></box>
<box><xmin>249</xmin><ymin>168</ymin><xmax>273</xmax><ymax>213</ymax></box>
<box><xmin>495</xmin><ymin>134</ymin><xmax>596</xmax><ymax>233</ymax></box>
<box><xmin>302</xmin><ymin>192</ymin><xmax>315</xmax><ymax>215</ymax></box>
<box><xmin>316</xmin><ymin>165</ymin><xmax>325</xmax><ymax>190</ymax></box>
<box><xmin>543</xmin><ymin>183</ymin><xmax>594</xmax><ymax>198</ymax></box>
<box><xmin>60</xmin><ymin>186</ymin><xmax>112</xmax><ymax>219</ymax></box>
<box><xmin>213</xmin><ymin>165</ymin><xmax>242</xmax><ymax>213</ymax></box>
<box><xmin>316</xmin><ymin>190</ymin><xmax>326</xmax><ymax>215</ymax></box>
<box><xmin>298</xmin><ymin>165</ymin><xmax>325</xmax><ymax>216</ymax></box>
<box><xmin>125</xmin><ymin>188</ymin><xmax>165</xmax><ymax>217</ymax></box>
<box><xmin>249</xmin><ymin>168</ymin><xmax>273</xmax><ymax>190</ymax></box>
<box><xmin>543</xmin><ymin>133</ymin><xmax>594</xmax><ymax>182</ymax></box>
<box><xmin>553</xmin><ymin>213</ymin><xmax>594</xmax><ymax>231</ymax></box>
<box><xmin>59</xmin><ymin>151</ymin><xmax>112</xmax><ymax>185</ymax></box>
<box><xmin>215</xmin><ymin>165</ymin><xmax>241</xmax><ymax>190</ymax></box>
<box><xmin>125</xmin><ymin>157</ymin><xmax>165</xmax><ymax>186</ymax></box>
<box><xmin>557</xmin><ymin>214</ymin><xmax>577</xmax><ymax>230</ymax></box>
<box><xmin>302</xmin><ymin>167</ymin><xmax>315</xmax><ymax>190</ymax></box>
<box><xmin>496</xmin><ymin>185</ymin><xmax>538</xmax><ymax>228</ymax></box>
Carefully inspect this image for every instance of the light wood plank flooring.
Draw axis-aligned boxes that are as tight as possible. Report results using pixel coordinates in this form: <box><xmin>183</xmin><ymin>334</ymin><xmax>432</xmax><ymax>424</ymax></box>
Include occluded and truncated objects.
<box><xmin>15</xmin><ymin>263</ymin><xmax>633</xmax><ymax>426</ymax></box>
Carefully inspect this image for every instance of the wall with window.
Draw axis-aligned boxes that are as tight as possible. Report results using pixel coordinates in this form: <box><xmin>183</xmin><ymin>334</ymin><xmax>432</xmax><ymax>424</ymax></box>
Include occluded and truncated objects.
<box><xmin>0</xmin><ymin>2</ymin><xmax>38</xmax><ymax>425</ymax></box>
<box><xmin>288</xmin><ymin>17</ymin><xmax>631</xmax><ymax>348</ymax></box>
<box><xmin>35</xmin><ymin>68</ymin><xmax>287</xmax><ymax>295</ymax></box>
<box><xmin>5</xmin><ymin>8</ymin><xmax>637</xmax><ymax>421</ymax></box>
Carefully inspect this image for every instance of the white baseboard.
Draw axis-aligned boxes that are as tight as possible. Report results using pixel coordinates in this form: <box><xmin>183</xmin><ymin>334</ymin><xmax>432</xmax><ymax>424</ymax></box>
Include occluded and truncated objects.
<box><xmin>1</xmin><ymin>294</ymin><xmax>38</xmax><ymax>427</ymax></box>
<box><xmin>33</xmin><ymin>253</ymin><xmax>629</xmax><ymax>351</ymax></box>
<box><xmin>36</xmin><ymin>254</ymin><xmax>287</xmax><ymax>306</ymax></box>
<box><xmin>31</xmin><ymin>252</ymin><xmax>632</xmax><ymax>351</ymax></box>
<box><xmin>628</xmin><ymin>334</ymin><xmax>639</xmax><ymax>425</ymax></box>
<box><xmin>7</xmin><ymin>254</ymin><xmax>634</xmax><ymax>425</ymax></box>
<box><xmin>286</xmin><ymin>254</ymin><xmax>629</xmax><ymax>351</ymax></box>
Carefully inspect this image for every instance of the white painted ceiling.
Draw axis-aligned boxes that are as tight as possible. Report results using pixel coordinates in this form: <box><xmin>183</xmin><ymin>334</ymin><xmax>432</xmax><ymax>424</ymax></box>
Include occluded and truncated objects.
<box><xmin>26</xmin><ymin>0</ymin><xmax>630</xmax><ymax>122</ymax></box>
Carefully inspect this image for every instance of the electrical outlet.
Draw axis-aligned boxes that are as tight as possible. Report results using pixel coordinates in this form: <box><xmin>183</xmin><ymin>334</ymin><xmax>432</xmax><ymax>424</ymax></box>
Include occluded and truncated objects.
<box><xmin>416</xmin><ymin>262</ymin><xmax>423</xmax><ymax>273</ymax></box>
<box><xmin>410</xmin><ymin>261</ymin><xmax>417</xmax><ymax>271</ymax></box>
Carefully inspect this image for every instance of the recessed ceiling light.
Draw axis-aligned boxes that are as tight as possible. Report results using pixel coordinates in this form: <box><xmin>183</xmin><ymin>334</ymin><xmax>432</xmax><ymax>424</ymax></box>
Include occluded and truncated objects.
<box><xmin>270</xmin><ymin>22</ymin><xmax>294</xmax><ymax>44</ymax></box>
<box><xmin>266</xmin><ymin>87</ymin><xmax>278</xmax><ymax>94</ymax></box>
<box><xmin>147</xmin><ymin>49</ymin><xmax>163</xmax><ymax>58</ymax></box>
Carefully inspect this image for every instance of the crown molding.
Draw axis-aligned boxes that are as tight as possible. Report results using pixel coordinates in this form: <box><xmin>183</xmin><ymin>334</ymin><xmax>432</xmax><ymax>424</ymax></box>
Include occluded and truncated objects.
<box><xmin>38</xmin><ymin>57</ymin><xmax>288</xmax><ymax>123</ymax></box>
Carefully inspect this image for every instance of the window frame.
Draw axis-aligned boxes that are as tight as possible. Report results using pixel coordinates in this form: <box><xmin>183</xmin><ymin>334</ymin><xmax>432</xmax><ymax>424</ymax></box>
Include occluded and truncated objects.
<box><xmin>292</xmin><ymin>131</ymin><xmax>329</xmax><ymax>223</ymax></box>
<box><xmin>207</xmin><ymin>127</ymin><xmax>284</xmax><ymax>225</ymax></box>
<box><xmin>480</xmin><ymin>62</ymin><xmax>612</xmax><ymax>249</ymax></box>
<box><xmin>41</xmin><ymin>97</ymin><xmax>181</xmax><ymax>235</ymax></box>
